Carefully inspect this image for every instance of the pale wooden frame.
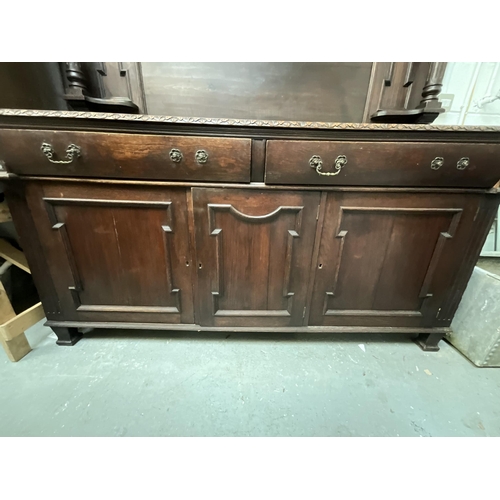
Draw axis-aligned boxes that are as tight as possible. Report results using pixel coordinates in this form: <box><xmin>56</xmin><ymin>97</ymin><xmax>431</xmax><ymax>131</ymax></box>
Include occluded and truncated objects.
<box><xmin>0</xmin><ymin>238</ymin><xmax>44</xmax><ymax>362</ymax></box>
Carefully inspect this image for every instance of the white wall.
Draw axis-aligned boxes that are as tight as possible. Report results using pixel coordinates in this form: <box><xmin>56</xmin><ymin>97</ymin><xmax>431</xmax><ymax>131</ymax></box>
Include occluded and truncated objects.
<box><xmin>435</xmin><ymin>62</ymin><xmax>500</xmax><ymax>255</ymax></box>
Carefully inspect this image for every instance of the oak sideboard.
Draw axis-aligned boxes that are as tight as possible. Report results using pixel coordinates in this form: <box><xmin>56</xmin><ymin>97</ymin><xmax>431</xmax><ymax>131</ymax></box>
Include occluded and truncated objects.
<box><xmin>0</xmin><ymin>109</ymin><xmax>499</xmax><ymax>351</ymax></box>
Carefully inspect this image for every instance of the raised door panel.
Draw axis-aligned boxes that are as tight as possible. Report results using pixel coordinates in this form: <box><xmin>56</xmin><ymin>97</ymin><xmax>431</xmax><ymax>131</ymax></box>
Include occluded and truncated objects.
<box><xmin>193</xmin><ymin>188</ymin><xmax>320</xmax><ymax>327</ymax></box>
<box><xmin>25</xmin><ymin>182</ymin><xmax>194</xmax><ymax>323</ymax></box>
<box><xmin>309</xmin><ymin>192</ymin><xmax>480</xmax><ymax>327</ymax></box>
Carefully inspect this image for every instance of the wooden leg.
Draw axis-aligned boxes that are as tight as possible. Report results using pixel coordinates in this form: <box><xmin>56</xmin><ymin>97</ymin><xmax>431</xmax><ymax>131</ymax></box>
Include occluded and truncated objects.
<box><xmin>414</xmin><ymin>332</ymin><xmax>443</xmax><ymax>352</ymax></box>
<box><xmin>0</xmin><ymin>279</ymin><xmax>32</xmax><ymax>362</ymax></box>
<box><xmin>52</xmin><ymin>327</ymin><xmax>83</xmax><ymax>346</ymax></box>
<box><xmin>0</xmin><ymin>332</ymin><xmax>31</xmax><ymax>362</ymax></box>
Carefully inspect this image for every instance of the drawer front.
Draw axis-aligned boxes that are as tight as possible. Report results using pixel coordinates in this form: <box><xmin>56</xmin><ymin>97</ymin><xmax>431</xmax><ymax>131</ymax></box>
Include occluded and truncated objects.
<box><xmin>0</xmin><ymin>129</ymin><xmax>251</xmax><ymax>182</ymax></box>
<box><xmin>265</xmin><ymin>140</ymin><xmax>500</xmax><ymax>188</ymax></box>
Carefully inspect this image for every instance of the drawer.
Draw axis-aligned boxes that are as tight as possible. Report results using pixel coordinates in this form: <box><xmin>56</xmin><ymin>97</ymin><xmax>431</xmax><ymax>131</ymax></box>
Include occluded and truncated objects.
<box><xmin>265</xmin><ymin>140</ymin><xmax>500</xmax><ymax>188</ymax></box>
<box><xmin>0</xmin><ymin>129</ymin><xmax>251</xmax><ymax>182</ymax></box>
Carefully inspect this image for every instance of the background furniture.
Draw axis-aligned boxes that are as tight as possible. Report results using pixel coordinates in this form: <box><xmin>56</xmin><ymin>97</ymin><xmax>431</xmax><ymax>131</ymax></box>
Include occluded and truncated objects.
<box><xmin>0</xmin><ymin>62</ymin><xmax>447</xmax><ymax>124</ymax></box>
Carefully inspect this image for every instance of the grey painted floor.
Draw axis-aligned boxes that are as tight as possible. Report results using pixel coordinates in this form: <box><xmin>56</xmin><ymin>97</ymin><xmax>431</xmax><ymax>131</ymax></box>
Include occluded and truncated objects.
<box><xmin>477</xmin><ymin>257</ymin><xmax>500</xmax><ymax>276</ymax></box>
<box><xmin>1</xmin><ymin>320</ymin><xmax>500</xmax><ymax>437</ymax></box>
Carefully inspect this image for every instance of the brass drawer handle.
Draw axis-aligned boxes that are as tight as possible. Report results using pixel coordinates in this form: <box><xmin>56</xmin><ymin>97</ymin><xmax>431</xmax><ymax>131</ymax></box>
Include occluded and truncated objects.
<box><xmin>430</xmin><ymin>157</ymin><xmax>444</xmax><ymax>170</ymax></box>
<box><xmin>169</xmin><ymin>148</ymin><xmax>183</xmax><ymax>163</ymax></box>
<box><xmin>41</xmin><ymin>143</ymin><xmax>81</xmax><ymax>164</ymax></box>
<box><xmin>195</xmin><ymin>150</ymin><xmax>209</xmax><ymax>164</ymax></box>
<box><xmin>309</xmin><ymin>154</ymin><xmax>347</xmax><ymax>176</ymax></box>
<box><xmin>457</xmin><ymin>157</ymin><xmax>469</xmax><ymax>170</ymax></box>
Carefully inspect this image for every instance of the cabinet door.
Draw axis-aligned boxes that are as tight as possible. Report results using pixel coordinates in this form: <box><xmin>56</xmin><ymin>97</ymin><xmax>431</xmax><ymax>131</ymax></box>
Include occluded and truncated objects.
<box><xmin>25</xmin><ymin>182</ymin><xmax>194</xmax><ymax>324</ymax></box>
<box><xmin>309</xmin><ymin>192</ymin><xmax>481</xmax><ymax>327</ymax></box>
<box><xmin>192</xmin><ymin>188</ymin><xmax>320</xmax><ymax>327</ymax></box>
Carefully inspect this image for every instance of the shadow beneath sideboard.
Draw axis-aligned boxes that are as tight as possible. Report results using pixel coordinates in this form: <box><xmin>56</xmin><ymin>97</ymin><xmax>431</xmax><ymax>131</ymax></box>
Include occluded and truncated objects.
<box><xmin>80</xmin><ymin>329</ymin><xmax>418</xmax><ymax>346</ymax></box>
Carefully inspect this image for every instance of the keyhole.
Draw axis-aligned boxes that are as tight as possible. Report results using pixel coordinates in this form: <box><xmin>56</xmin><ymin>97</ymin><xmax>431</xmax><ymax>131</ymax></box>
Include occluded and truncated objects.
<box><xmin>198</xmin><ymin>263</ymin><xmax>202</xmax><ymax>269</ymax></box>
<box><xmin>318</xmin><ymin>263</ymin><xmax>323</xmax><ymax>269</ymax></box>
<box><xmin>186</xmin><ymin>261</ymin><xmax>190</xmax><ymax>267</ymax></box>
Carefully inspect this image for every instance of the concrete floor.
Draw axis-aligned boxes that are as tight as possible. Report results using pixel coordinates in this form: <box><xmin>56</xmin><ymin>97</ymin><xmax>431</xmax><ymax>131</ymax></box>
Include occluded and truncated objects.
<box><xmin>477</xmin><ymin>257</ymin><xmax>500</xmax><ymax>276</ymax></box>
<box><xmin>1</xmin><ymin>320</ymin><xmax>500</xmax><ymax>436</ymax></box>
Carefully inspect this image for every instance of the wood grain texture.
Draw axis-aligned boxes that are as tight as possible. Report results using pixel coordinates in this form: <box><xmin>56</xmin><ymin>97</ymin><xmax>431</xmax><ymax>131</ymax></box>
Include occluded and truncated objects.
<box><xmin>17</xmin><ymin>176</ymin><xmax>496</xmax><ymax>194</ymax></box>
<box><xmin>0</xmin><ymin>129</ymin><xmax>251</xmax><ymax>182</ymax></box>
<box><xmin>437</xmin><ymin>194</ymin><xmax>500</xmax><ymax>323</ymax></box>
<box><xmin>141</xmin><ymin>62</ymin><xmax>372</xmax><ymax>123</ymax></box>
<box><xmin>0</xmin><ymin>238</ymin><xmax>30</xmax><ymax>273</ymax></box>
<box><xmin>24</xmin><ymin>181</ymin><xmax>194</xmax><ymax>324</ymax></box>
<box><xmin>251</xmin><ymin>139</ymin><xmax>266</xmax><ymax>183</ymax></box>
<box><xmin>303</xmin><ymin>191</ymin><xmax>328</xmax><ymax>325</ymax></box>
<box><xmin>0</xmin><ymin>302</ymin><xmax>44</xmax><ymax>341</ymax></box>
<box><xmin>0</xmin><ymin>333</ymin><xmax>31</xmax><ymax>361</ymax></box>
<box><xmin>0</xmin><ymin>64</ymin><xmax>68</xmax><ymax>111</ymax></box>
<box><xmin>265</xmin><ymin>140</ymin><xmax>500</xmax><ymax>188</ymax></box>
<box><xmin>309</xmin><ymin>192</ymin><xmax>482</xmax><ymax>328</ymax></box>
<box><xmin>192</xmin><ymin>188</ymin><xmax>319</xmax><ymax>327</ymax></box>
<box><xmin>0</xmin><ymin>279</ymin><xmax>32</xmax><ymax>362</ymax></box>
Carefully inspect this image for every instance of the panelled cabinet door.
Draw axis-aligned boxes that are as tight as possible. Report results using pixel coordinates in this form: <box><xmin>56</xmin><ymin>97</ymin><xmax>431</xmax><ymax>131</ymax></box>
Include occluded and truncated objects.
<box><xmin>309</xmin><ymin>192</ymin><xmax>481</xmax><ymax>328</ymax></box>
<box><xmin>192</xmin><ymin>188</ymin><xmax>320</xmax><ymax>327</ymax></box>
<box><xmin>25</xmin><ymin>182</ymin><xmax>195</xmax><ymax>324</ymax></box>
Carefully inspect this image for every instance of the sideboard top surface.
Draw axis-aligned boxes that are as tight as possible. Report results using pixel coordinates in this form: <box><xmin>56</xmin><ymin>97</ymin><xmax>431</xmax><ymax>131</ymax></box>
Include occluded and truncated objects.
<box><xmin>1</xmin><ymin>108</ymin><xmax>500</xmax><ymax>133</ymax></box>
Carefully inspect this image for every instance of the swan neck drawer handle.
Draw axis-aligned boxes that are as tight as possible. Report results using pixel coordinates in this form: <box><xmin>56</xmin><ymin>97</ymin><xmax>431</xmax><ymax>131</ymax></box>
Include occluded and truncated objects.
<box><xmin>41</xmin><ymin>143</ymin><xmax>81</xmax><ymax>164</ymax></box>
<box><xmin>309</xmin><ymin>155</ymin><xmax>347</xmax><ymax>176</ymax></box>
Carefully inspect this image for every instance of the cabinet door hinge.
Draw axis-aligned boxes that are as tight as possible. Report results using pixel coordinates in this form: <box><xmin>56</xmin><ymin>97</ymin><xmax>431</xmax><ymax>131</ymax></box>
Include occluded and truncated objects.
<box><xmin>303</xmin><ymin>306</ymin><xmax>307</xmax><ymax>319</ymax></box>
<box><xmin>316</xmin><ymin>204</ymin><xmax>321</xmax><ymax>220</ymax></box>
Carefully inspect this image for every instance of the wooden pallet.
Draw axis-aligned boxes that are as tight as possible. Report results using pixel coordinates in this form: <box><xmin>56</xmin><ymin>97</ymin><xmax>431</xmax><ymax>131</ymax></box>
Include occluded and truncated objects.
<box><xmin>0</xmin><ymin>200</ymin><xmax>12</xmax><ymax>224</ymax></box>
<box><xmin>0</xmin><ymin>238</ymin><xmax>44</xmax><ymax>362</ymax></box>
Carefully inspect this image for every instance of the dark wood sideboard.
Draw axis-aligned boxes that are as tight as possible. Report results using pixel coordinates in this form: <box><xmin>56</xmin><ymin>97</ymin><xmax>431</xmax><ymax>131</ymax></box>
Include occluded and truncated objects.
<box><xmin>0</xmin><ymin>109</ymin><xmax>498</xmax><ymax>351</ymax></box>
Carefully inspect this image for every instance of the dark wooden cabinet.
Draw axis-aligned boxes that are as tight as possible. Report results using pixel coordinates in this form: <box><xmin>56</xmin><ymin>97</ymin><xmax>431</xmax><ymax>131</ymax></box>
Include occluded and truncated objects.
<box><xmin>0</xmin><ymin>109</ymin><xmax>499</xmax><ymax>352</ymax></box>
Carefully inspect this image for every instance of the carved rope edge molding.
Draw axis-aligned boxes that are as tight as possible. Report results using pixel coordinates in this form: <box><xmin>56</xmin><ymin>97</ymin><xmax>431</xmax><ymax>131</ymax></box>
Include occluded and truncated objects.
<box><xmin>1</xmin><ymin>108</ymin><xmax>500</xmax><ymax>132</ymax></box>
